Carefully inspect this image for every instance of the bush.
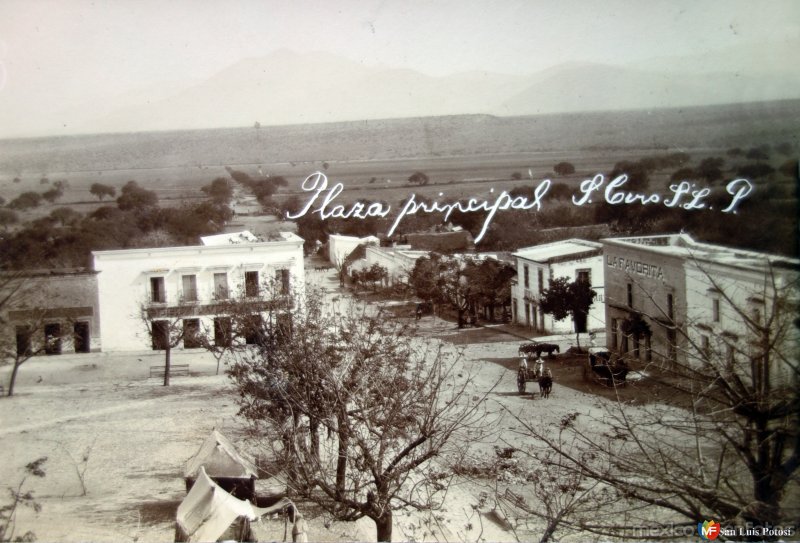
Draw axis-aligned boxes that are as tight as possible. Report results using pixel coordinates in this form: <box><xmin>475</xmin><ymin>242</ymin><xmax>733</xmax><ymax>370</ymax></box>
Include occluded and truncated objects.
<box><xmin>554</xmin><ymin>162</ymin><xmax>575</xmax><ymax>176</ymax></box>
<box><xmin>9</xmin><ymin>191</ymin><xmax>42</xmax><ymax>210</ymax></box>
<box><xmin>408</xmin><ymin>171</ymin><xmax>429</xmax><ymax>185</ymax></box>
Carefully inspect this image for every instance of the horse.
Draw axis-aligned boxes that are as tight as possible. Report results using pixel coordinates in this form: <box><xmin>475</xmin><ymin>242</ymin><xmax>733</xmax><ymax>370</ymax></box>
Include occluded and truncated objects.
<box><xmin>538</xmin><ymin>369</ymin><xmax>553</xmax><ymax>398</ymax></box>
<box><xmin>518</xmin><ymin>342</ymin><xmax>560</xmax><ymax>358</ymax></box>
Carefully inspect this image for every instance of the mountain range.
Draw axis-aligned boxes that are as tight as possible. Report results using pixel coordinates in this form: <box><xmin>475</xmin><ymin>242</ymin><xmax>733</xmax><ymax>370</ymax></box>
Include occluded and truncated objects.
<box><xmin>13</xmin><ymin>41</ymin><xmax>800</xmax><ymax>137</ymax></box>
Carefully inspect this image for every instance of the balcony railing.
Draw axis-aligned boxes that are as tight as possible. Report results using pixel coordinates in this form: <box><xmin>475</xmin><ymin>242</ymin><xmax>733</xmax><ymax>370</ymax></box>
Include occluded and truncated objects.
<box><xmin>180</xmin><ymin>289</ymin><xmax>198</xmax><ymax>303</ymax></box>
<box><xmin>523</xmin><ymin>289</ymin><xmax>536</xmax><ymax>302</ymax></box>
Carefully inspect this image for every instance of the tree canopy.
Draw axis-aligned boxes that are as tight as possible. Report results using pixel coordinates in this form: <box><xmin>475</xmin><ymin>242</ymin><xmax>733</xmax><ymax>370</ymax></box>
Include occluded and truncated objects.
<box><xmin>408</xmin><ymin>171</ymin><xmax>429</xmax><ymax>186</ymax></box>
<box><xmin>553</xmin><ymin>161</ymin><xmax>575</xmax><ymax>176</ymax></box>
<box><xmin>116</xmin><ymin>181</ymin><xmax>158</xmax><ymax>211</ymax></box>
<box><xmin>225</xmin><ymin>288</ymin><xmax>489</xmax><ymax>541</ymax></box>
<box><xmin>89</xmin><ymin>183</ymin><xmax>116</xmax><ymax>201</ymax></box>
<box><xmin>539</xmin><ymin>276</ymin><xmax>597</xmax><ymax>346</ymax></box>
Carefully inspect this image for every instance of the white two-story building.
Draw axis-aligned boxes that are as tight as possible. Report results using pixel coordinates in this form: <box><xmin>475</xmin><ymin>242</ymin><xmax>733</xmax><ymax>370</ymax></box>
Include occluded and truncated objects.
<box><xmin>92</xmin><ymin>232</ymin><xmax>304</xmax><ymax>352</ymax></box>
<box><xmin>510</xmin><ymin>239</ymin><xmax>605</xmax><ymax>335</ymax></box>
<box><xmin>602</xmin><ymin>234</ymin><xmax>799</xmax><ymax>377</ymax></box>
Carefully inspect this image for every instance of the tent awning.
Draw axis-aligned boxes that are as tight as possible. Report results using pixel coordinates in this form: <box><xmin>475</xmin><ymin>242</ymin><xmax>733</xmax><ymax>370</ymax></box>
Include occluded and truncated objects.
<box><xmin>176</xmin><ymin>467</ymin><xmax>289</xmax><ymax>542</ymax></box>
<box><xmin>184</xmin><ymin>430</ymin><xmax>258</xmax><ymax>479</ymax></box>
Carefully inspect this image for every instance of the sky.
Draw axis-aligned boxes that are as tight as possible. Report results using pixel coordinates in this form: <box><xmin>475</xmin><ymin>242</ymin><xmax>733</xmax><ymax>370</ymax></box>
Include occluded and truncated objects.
<box><xmin>0</xmin><ymin>0</ymin><xmax>798</xmax><ymax>137</ymax></box>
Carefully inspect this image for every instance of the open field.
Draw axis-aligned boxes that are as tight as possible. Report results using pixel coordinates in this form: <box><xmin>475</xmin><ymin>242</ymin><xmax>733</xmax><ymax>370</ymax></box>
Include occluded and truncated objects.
<box><xmin>1</xmin><ymin>101</ymin><xmax>797</xmax><ymax>219</ymax></box>
<box><xmin>0</xmin><ymin>328</ymin><xmax>672</xmax><ymax>542</ymax></box>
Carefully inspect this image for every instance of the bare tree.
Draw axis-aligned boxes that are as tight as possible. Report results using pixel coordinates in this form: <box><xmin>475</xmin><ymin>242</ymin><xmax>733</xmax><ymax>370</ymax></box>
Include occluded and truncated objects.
<box><xmin>139</xmin><ymin>305</ymin><xmax>186</xmax><ymax>386</ymax></box>
<box><xmin>1</xmin><ymin>274</ymin><xmax>71</xmax><ymax>397</ymax></box>
<box><xmin>227</xmin><ymin>287</ymin><xmax>492</xmax><ymax>541</ymax></box>
<box><xmin>515</xmin><ymin>262</ymin><xmax>800</xmax><ymax>539</ymax></box>
<box><xmin>59</xmin><ymin>438</ymin><xmax>95</xmax><ymax>497</ymax></box>
<box><xmin>0</xmin><ymin>457</ymin><xmax>47</xmax><ymax>542</ymax></box>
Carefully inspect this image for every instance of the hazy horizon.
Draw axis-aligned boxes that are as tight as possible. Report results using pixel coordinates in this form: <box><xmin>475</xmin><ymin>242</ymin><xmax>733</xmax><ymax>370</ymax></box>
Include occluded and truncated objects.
<box><xmin>1</xmin><ymin>0</ymin><xmax>798</xmax><ymax>139</ymax></box>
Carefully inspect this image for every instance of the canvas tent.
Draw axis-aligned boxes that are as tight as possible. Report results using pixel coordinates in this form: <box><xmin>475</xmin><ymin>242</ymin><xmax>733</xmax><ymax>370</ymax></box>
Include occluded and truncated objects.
<box><xmin>184</xmin><ymin>430</ymin><xmax>259</xmax><ymax>501</ymax></box>
<box><xmin>176</xmin><ymin>466</ymin><xmax>289</xmax><ymax>542</ymax></box>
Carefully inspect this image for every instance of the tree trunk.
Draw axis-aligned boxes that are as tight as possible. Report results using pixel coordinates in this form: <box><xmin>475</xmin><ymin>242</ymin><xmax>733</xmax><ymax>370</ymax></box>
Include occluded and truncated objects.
<box><xmin>163</xmin><ymin>345</ymin><xmax>171</xmax><ymax>386</ymax></box>
<box><xmin>539</xmin><ymin>519</ymin><xmax>559</xmax><ymax>543</ymax></box>
<box><xmin>7</xmin><ymin>360</ymin><xmax>21</xmax><ymax>396</ymax></box>
<box><xmin>335</xmin><ymin>410</ymin><xmax>348</xmax><ymax>502</ymax></box>
<box><xmin>310</xmin><ymin>418</ymin><xmax>320</xmax><ymax>463</ymax></box>
<box><xmin>374</xmin><ymin>510</ymin><xmax>393</xmax><ymax>542</ymax></box>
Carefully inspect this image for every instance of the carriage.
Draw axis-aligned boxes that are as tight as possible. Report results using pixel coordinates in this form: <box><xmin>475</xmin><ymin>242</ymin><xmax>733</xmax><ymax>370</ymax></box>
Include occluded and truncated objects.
<box><xmin>516</xmin><ymin>357</ymin><xmax>553</xmax><ymax>397</ymax></box>
<box><xmin>517</xmin><ymin>365</ymin><xmax>539</xmax><ymax>393</ymax></box>
<box><xmin>584</xmin><ymin>347</ymin><xmax>629</xmax><ymax>387</ymax></box>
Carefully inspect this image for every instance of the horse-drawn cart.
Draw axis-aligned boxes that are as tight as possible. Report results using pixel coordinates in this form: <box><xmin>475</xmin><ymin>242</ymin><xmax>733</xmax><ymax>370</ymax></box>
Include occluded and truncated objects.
<box><xmin>517</xmin><ymin>366</ymin><xmax>538</xmax><ymax>393</ymax></box>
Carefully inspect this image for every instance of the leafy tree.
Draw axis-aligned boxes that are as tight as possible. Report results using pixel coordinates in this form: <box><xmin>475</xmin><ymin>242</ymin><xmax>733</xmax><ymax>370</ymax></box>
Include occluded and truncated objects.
<box><xmin>162</xmin><ymin>202</ymin><xmax>232</xmax><ymax>244</ymax></box>
<box><xmin>8</xmin><ymin>192</ymin><xmax>42</xmax><ymax>210</ymax></box>
<box><xmin>549</xmin><ymin>183</ymin><xmax>572</xmax><ymax>200</ymax></box>
<box><xmin>737</xmin><ymin>163</ymin><xmax>775</xmax><ymax>180</ymax></box>
<box><xmin>408</xmin><ymin>171</ymin><xmax>429</xmax><ymax>186</ymax></box>
<box><xmin>0</xmin><ymin>210</ymin><xmax>18</xmax><ymax>230</ymax></box>
<box><xmin>294</xmin><ymin>213</ymin><xmax>327</xmax><ymax>255</ymax></box>
<box><xmin>116</xmin><ymin>181</ymin><xmax>158</xmax><ymax>211</ymax></box>
<box><xmin>409</xmin><ymin>254</ymin><xmax>446</xmax><ymax>308</ymax></box>
<box><xmin>39</xmin><ymin>177</ymin><xmax>49</xmax><ymax>185</ymax></box>
<box><xmin>511</xmin><ymin>171</ymin><xmax>523</xmax><ymax>180</ymax></box>
<box><xmin>746</xmin><ymin>145</ymin><xmax>770</xmax><ymax>161</ymax></box>
<box><xmin>89</xmin><ymin>183</ymin><xmax>116</xmax><ymax>201</ymax></box>
<box><xmin>409</xmin><ymin>254</ymin><xmax>483</xmax><ymax>327</ymax></box>
<box><xmin>670</xmin><ymin>167</ymin><xmax>695</xmax><ymax>181</ymax></box>
<box><xmin>49</xmin><ymin>207</ymin><xmax>82</xmax><ymax>227</ymax></box>
<box><xmin>609</xmin><ymin>161</ymin><xmax>649</xmax><ymax>192</ymax></box>
<box><xmin>226</xmin><ymin>288</ymin><xmax>490</xmax><ymax>541</ymax></box>
<box><xmin>538</xmin><ymin>276</ymin><xmax>597</xmax><ymax>348</ymax></box>
<box><xmin>696</xmin><ymin>157</ymin><xmax>725</xmax><ymax>183</ymax></box>
<box><xmin>201</xmin><ymin>177</ymin><xmax>233</xmax><ymax>203</ymax></box>
<box><xmin>41</xmin><ymin>187</ymin><xmax>63</xmax><ymax>203</ymax></box>
<box><xmin>463</xmin><ymin>258</ymin><xmax>515</xmax><ymax>322</ymax></box>
<box><xmin>727</xmin><ymin>147</ymin><xmax>744</xmax><ymax>157</ymax></box>
<box><xmin>360</xmin><ymin>263</ymin><xmax>388</xmax><ymax>291</ymax></box>
<box><xmin>553</xmin><ymin>161</ymin><xmax>575</xmax><ymax>176</ymax></box>
<box><xmin>12</xmin><ymin>177</ymin><xmax>21</xmax><ymax>184</ymax></box>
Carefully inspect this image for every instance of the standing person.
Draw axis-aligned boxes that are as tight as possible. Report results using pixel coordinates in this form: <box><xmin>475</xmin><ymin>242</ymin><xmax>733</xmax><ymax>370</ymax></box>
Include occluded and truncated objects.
<box><xmin>286</xmin><ymin>504</ymin><xmax>308</xmax><ymax>543</ymax></box>
<box><xmin>534</xmin><ymin>355</ymin><xmax>545</xmax><ymax>379</ymax></box>
<box><xmin>519</xmin><ymin>356</ymin><xmax>529</xmax><ymax>374</ymax></box>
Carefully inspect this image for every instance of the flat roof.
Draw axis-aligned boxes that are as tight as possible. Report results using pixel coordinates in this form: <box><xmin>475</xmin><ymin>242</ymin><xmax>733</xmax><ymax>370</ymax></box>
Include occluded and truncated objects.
<box><xmin>602</xmin><ymin>234</ymin><xmax>800</xmax><ymax>273</ymax></box>
<box><xmin>93</xmin><ymin>231</ymin><xmax>303</xmax><ymax>258</ymax></box>
<box><xmin>201</xmin><ymin>230</ymin><xmax>259</xmax><ymax>246</ymax></box>
<box><xmin>513</xmin><ymin>239</ymin><xmax>602</xmax><ymax>263</ymax></box>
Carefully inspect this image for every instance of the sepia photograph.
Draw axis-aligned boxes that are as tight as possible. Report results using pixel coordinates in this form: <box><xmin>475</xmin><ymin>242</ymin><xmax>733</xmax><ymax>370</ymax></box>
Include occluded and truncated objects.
<box><xmin>0</xmin><ymin>1</ymin><xmax>798</xmax><ymax>541</ymax></box>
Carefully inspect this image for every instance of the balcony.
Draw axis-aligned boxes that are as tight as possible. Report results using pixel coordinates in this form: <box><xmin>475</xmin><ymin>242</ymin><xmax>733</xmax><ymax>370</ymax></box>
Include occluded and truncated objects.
<box><xmin>213</xmin><ymin>286</ymin><xmax>230</xmax><ymax>301</ymax></box>
<box><xmin>523</xmin><ymin>289</ymin><xmax>536</xmax><ymax>302</ymax></box>
<box><xmin>180</xmin><ymin>289</ymin><xmax>199</xmax><ymax>304</ymax></box>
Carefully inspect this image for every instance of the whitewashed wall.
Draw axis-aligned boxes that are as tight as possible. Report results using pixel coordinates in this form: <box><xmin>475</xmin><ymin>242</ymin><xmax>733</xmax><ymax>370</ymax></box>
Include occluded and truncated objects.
<box><xmin>511</xmin><ymin>254</ymin><xmax>605</xmax><ymax>335</ymax></box>
<box><xmin>93</xmin><ymin>235</ymin><xmax>304</xmax><ymax>351</ymax></box>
